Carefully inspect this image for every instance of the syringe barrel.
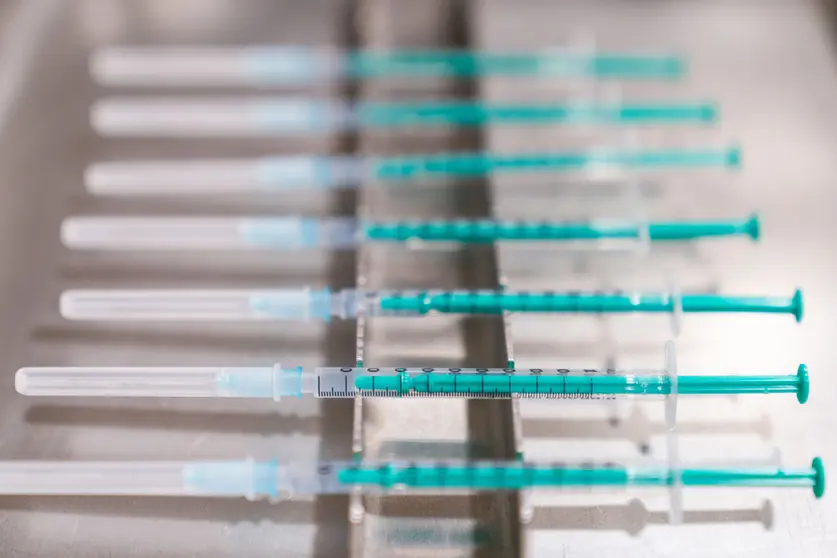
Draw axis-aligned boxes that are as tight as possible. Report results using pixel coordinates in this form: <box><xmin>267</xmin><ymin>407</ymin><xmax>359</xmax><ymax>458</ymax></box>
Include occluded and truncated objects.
<box><xmin>62</xmin><ymin>217</ymin><xmax>359</xmax><ymax>250</ymax></box>
<box><xmin>377</xmin><ymin>291</ymin><xmax>672</xmax><ymax>315</ymax></box>
<box><xmin>357</xmin><ymin>102</ymin><xmax>716</xmax><ymax>126</ymax></box>
<box><xmin>315</xmin><ymin>366</ymin><xmax>669</xmax><ymax>399</ymax></box>
<box><xmin>346</xmin><ymin>51</ymin><xmax>684</xmax><ymax>79</ymax></box>
<box><xmin>60</xmin><ymin>288</ymin><xmax>334</xmax><ymax>322</ymax></box>
<box><xmin>335</xmin><ymin>461</ymin><xmax>631</xmax><ymax>489</ymax></box>
<box><xmin>364</xmin><ymin>216</ymin><xmax>756</xmax><ymax>243</ymax></box>
<box><xmin>364</xmin><ymin>220</ymin><xmax>646</xmax><ymax>243</ymax></box>
<box><xmin>330</xmin><ymin>461</ymin><xmax>822</xmax><ymax>494</ymax></box>
<box><xmin>371</xmin><ymin>148</ymin><xmax>740</xmax><ymax>181</ymax></box>
<box><xmin>182</xmin><ymin>460</ymin><xmax>657</xmax><ymax>499</ymax></box>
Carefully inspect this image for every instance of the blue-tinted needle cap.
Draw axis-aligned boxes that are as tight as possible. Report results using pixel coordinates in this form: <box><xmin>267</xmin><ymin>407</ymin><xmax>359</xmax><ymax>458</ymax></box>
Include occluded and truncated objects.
<box><xmin>813</xmin><ymin>457</ymin><xmax>826</xmax><ymax>499</ymax></box>
<box><xmin>792</xmin><ymin>289</ymin><xmax>804</xmax><ymax>323</ymax></box>
<box><xmin>797</xmin><ymin>364</ymin><xmax>810</xmax><ymax>404</ymax></box>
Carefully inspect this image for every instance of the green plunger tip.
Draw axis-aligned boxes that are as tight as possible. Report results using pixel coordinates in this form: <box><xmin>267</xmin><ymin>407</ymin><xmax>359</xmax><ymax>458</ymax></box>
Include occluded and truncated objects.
<box><xmin>747</xmin><ymin>213</ymin><xmax>761</xmax><ymax>241</ymax></box>
<box><xmin>702</xmin><ymin>102</ymin><xmax>719</xmax><ymax>122</ymax></box>
<box><xmin>792</xmin><ymin>289</ymin><xmax>804</xmax><ymax>323</ymax></box>
<box><xmin>727</xmin><ymin>145</ymin><xmax>742</xmax><ymax>168</ymax></box>
<box><xmin>812</xmin><ymin>457</ymin><xmax>825</xmax><ymax>499</ymax></box>
<box><xmin>796</xmin><ymin>364</ymin><xmax>809</xmax><ymax>404</ymax></box>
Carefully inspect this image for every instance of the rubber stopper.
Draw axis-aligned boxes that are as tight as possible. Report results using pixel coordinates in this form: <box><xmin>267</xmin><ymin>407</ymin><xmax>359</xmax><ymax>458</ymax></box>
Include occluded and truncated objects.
<box><xmin>792</xmin><ymin>289</ymin><xmax>804</xmax><ymax>323</ymax></box>
<box><xmin>796</xmin><ymin>364</ymin><xmax>809</xmax><ymax>404</ymax></box>
<box><xmin>812</xmin><ymin>457</ymin><xmax>826</xmax><ymax>499</ymax></box>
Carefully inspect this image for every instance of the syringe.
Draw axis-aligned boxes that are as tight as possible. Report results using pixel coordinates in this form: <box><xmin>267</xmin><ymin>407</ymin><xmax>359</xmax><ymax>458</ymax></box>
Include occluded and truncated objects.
<box><xmin>58</xmin><ymin>287</ymin><xmax>804</xmax><ymax>323</ymax></box>
<box><xmin>0</xmin><ymin>457</ymin><xmax>822</xmax><ymax>499</ymax></box>
<box><xmin>15</xmin><ymin>361</ymin><xmax>810</xmax><ymax>403</ymax></box>
<box><xmin>84</xmin><ymin>147</ymin><xmax>741</xmax><ymax>196</ymax></box>
<box><xmin>91</xmin><ymin>98</ymin><xmax>718</xmax><ymax>137</ymax></box>
<box><xmin>60</xmin><ymin>214</ymin><xmax>761</xmax><ymax>251</ymax></box>
<box><xmin>91</xmin><ymin>47</ymin><xmax>686</xmax><ymax>87</ymax></box>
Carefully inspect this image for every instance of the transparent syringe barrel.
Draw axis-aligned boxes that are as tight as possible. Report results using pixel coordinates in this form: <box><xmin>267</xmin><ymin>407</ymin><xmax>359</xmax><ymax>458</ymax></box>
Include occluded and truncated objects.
<box><xmin>180</xmin><ymin>460</ymin><xmax>671</xmax><ymax>499</ymax></box>
<box><xmin>315</xmin><ymin>366</ymin><xmax>671</xmax><ymax>399</ymax></box>
<box><xmin>364</xmin><ymin>219</ymin><xmax>651</xmax><ymax>243</ymax></box>
<box><xmin>324</xmin><ymin>461</ymin><xmax>823</xmax><ymax>494</ymax></box>
<box><xmin>371</xmin><ymin>147</ymin><xmax>740</xmax><ymax>181</ymax></box>
<box><xmin>59</xmin><ymin>288</ymin><xmax>335</xmax><ymax>321</ymax></box>
<box><xmin>61</xmin><ymin>217</ymin><xmax>359</xmax><ymax>250</ymax></box>
<box><xmin>84</xmin><ymin>156</ymin><xmax>366</xmax><ymax>195</ymax></box>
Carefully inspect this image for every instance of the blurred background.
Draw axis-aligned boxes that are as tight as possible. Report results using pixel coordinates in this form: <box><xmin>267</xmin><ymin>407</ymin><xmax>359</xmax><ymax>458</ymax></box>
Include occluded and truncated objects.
<box><xmin>0</xmin><ymin>0</ymin><xmax>834</xmax><ymax>556</ymax></box>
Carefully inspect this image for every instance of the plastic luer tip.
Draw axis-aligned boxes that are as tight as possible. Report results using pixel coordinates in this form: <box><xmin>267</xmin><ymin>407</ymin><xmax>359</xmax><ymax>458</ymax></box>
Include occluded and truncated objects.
<box><xmin>796</xmin><ymin>364</ymin><xmax>809</xmax><ymax>404</ymax></box>
<box><xmin>792</xmin><ymin>289</ymin><xmax>804</xmax><ymax>323</ymax></box>
<box><xmin>813</xmin><ymin>457</ymin><xmax>826</xmax><ymax>499</ymax></box>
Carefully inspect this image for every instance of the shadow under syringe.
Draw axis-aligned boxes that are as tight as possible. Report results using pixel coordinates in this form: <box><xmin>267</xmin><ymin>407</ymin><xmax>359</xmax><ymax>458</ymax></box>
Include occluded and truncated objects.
<box><xmin>363</xmin><ymin>493</ymin><xmax>502</xmax><ymax>552</ymax></box>
<box><xmin>31</xmin><ymin>322</ymin><xmax>325</xmax><ymax>356</ymax></box>
<box><xmin>526</xmin><ymin>498</ymin><xmax>774</xmax><ymax>536</ymax></box>
<box><xmin>24</xmin><ymin>404</ymin><xmax>322</xmax><ymax>436</ymax></box>
<box><xmin>0</xmin><ymin>493</ymin><xmax>328</xmax><ymax>525</ymax></box>
<box><xmin>521</xmin><ymin>405</ymin><xmax>772</xmax><ymax>453</ymax></box>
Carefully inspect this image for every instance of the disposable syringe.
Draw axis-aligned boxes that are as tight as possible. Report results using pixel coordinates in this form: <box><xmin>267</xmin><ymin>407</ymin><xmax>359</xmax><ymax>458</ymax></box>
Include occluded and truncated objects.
<box><xmin>15</xmin><ymin>361</ymin><xmax>810</xmax><ymax>403</ymax></box>
<box><xmin>60</xmin><ymin>214</ymin><xmax>761</xmax><ymax>251</ymax></box>
<box><xmin>91</xmin><ymin>47</ymin><xmax>686</xmax><ymax>87</ymax></box>
<box><xmin>84</xmin><ymin>147</ymin><xmax>741</xmax><ymax>196</ymax></box>
<box><xmin>0</xmin><ymin>457</ymin><xmax>823</xmax><ymax>499</ymax></box>
<box><xmin>15</xmin><ymin>341</ymin><xmax>809</xmax><ymax>440</ymax></box>
<box><xmin>58</xmin><ymin>287</ymin><xmax>804</xmax><ymax>323</ymax></box>
<box><xmin>91</xmin><ymin>98</ymin><xmax>718</xmax><ymax>137</ymax></box>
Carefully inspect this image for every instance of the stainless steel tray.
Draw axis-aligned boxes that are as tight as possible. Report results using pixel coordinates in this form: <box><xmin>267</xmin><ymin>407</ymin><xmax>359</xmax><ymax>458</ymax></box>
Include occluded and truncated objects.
<box><xmin>0</xmin><ymin>0</ymin><xmax>833</xmax><ymax>556</ymax></box>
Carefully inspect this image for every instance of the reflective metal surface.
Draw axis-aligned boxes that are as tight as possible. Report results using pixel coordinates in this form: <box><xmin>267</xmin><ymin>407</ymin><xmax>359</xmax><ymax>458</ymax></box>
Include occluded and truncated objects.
<box><xmin>0</xmin><ymin>0</ymin><xmax>835</xmax><ymax>556</ymax></box>
<box><xmin>0</xmin><ymin>1</ymin><xmax>351</xmax><ymax>556</ymax></box>
<box><xmin>481</xmin><ymin>1</ymin><xmax>837</xmax><ymax>556</ymax></box>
